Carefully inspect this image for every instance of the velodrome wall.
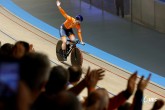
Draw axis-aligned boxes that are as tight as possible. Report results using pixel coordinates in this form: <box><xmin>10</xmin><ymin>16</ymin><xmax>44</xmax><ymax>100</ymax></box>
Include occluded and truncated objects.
<box><xmin>132</xmin><ymin>0</ymin><xmax>165</xmax><ymax>33</ymax></box>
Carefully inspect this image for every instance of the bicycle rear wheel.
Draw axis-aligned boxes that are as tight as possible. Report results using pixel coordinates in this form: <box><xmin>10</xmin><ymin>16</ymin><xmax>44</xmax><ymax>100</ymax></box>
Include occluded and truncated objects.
<box><xmin>56</xmin><ymin>40</ymin><xmax>65</xmax><ymax>61</ymax></box>
<box><xmin>70</xmin><ymin>47</ymin><xmax>83</xmax><ymax>66</ymax></box>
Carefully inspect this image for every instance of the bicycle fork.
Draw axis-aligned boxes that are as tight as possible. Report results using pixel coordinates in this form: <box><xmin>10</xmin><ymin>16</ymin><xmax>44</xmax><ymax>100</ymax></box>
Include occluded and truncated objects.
<box><xmin>66</xmin><ymin>45</ymin><xmax>73</xmax><ymax>57</ymax></box>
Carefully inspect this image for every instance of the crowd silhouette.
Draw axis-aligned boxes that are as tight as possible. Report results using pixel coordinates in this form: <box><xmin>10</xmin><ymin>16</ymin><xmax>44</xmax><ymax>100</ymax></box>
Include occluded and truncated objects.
<box><xmin>0</xmin><ymin>40</ymin><xmax>164</xmax><ymax>110</ymax></box>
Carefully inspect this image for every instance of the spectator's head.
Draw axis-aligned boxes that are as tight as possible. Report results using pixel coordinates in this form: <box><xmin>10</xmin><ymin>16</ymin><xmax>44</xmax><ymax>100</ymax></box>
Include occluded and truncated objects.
<box><xmin>53</xmin><ymin>91</ymin><xmax>82</xmax><ymax>110</ymax></box>
<box><xmin>68</xmin><ymin>66</ymin><xmax>82</xmax><ymax>85</ymax></box>
<box><xmin>45</xmin><ymin>65</ymin><xmax>69</xmax><ymax>94</ymax></box>
<box><xmin>0</xmin><ymin>43</ymin><xmax>14</xmax><ymax>58</ymax></box>
<box><xmin>12</xmin><ymin>41</ymin><xmax>32</xmax><ymax>59</ymax></box>
<box><xmin>19</xmin><ymin>52</ymin><xmax>50</xmax><ymax>101</ymax></box>
<box><xmin>85</xmin><ymin>88</ymin><xmax>109</xmax><ymax>110</ymax></box>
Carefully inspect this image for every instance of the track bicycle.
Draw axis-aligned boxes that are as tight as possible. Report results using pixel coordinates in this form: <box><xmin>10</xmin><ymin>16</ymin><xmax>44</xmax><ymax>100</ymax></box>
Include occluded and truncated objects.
<box><xmin>56</xmin><ymin>39</ymin><xmax>84</xmax><ymax>66</ymax></box>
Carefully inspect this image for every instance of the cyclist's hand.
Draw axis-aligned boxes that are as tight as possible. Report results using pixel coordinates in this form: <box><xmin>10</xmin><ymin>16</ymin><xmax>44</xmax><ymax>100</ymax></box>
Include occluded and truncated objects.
<box><xmin>80</xmin><ymin>41</ymin><xmax>85</xmax><ymax>45</ymax></box>
<box><xmin>56</xmin><ymin>0</ymin><xmax>61</xmax><ymax>7</ymax></box>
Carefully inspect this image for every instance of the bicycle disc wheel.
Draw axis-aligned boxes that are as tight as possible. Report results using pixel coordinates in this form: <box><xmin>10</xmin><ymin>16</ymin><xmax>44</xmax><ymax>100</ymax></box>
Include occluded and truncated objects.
<box><xmin>56</xmin><ymin>40</ymin><xmax>65</xmax><ymax>61</ymax></box>
<box><xmin>70</xmin><ymin>47</ymin><xmax>83</xmax><ymax>66</ymax></box>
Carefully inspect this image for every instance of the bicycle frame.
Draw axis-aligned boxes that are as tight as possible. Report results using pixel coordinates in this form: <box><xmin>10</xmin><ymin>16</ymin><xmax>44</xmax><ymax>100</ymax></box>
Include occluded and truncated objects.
<box><xmin>65</xmin><ymin>40</ymin><xmax>79</xmax><ymax>57</ymax></box>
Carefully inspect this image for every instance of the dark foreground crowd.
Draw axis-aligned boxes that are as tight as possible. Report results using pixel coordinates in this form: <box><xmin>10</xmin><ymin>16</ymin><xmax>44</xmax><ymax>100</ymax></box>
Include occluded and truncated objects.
<box><xmin>0</xmin><ymin>41</ymin><xmax>164</xmax><ymax>110</ymax></box>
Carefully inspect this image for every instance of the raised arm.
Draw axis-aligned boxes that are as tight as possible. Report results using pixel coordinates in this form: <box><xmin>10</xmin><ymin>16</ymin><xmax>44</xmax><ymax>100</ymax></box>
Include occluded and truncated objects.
<box><xmin>130</xmin><ymin>74</ymin><xmax>151</xmax><ymax>110</ymax></box>
<box><xmin>68</xmin><ymin>67</ymin><xmax>105</xmax><ymax>95</ymax></box>
<box><xmin>108</xmin><ymin>72</ymin><xmax>137</xmax><ymax>110</ymax></box>
<box><xmin>56</xmin><ymin>0</ymin><xmax>69</xmax><ymax>19</ymax></box>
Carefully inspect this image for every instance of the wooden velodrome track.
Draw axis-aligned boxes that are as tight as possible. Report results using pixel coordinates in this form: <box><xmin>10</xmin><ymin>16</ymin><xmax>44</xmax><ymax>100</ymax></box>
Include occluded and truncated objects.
<box><xmin>0</xmin><ymin>6</ymin><xmax>164</xmax><ymax>109</ymax></box>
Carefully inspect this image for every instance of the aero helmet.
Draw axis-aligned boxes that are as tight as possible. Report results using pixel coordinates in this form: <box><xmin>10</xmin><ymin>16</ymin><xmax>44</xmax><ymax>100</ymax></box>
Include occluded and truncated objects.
<box><xmin>75</xmin><ymin>15</ymin><xmax>83</xmax><ymax>22</ymax></box>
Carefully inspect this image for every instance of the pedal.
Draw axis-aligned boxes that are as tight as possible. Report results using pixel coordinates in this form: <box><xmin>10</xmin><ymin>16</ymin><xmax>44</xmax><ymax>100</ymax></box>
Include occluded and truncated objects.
<box><xmin>66</xmin><ymin>44</ymin><xmax>71</xmax><ymax>51</ymax></box>
<box><xmin>63</xmin><ymin>56</ymin><xmax>67</xmax><ymax>61</ymax></box>
<box><xmin>60</xmin><ymin>51</ymin><xmax>67</xmax><ymax>61</ymax></box>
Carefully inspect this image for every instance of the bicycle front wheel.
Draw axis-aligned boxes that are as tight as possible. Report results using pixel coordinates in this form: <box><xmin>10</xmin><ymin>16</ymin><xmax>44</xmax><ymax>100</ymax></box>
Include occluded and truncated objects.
<box><xmin>70</xmin><ymin>47</ymin><xmax>83</xmax><ymax>67</ymax></box>
<box><xmin>56</xmin><ymin>40</ymin><xmax>65</xmax><ymax>61</ymax></box>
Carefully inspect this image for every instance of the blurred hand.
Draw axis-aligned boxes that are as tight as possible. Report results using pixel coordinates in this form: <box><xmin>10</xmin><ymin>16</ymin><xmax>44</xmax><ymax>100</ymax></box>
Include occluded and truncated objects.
<box><xmin>29</xmin><ymin>44</ymin><xmax>35</xmax><ymax>52</ymax></box>
<box><xmin>137</xmin><ymin>73</ymin><xmax>151</xmax><ymax>91</ymax></box>
<box><xmin>126</xmin><ymin>71</ymin><xmax>137</xmax><ymax>94</ymax></box>
<box><xmin>80</xmin><ymin>41</ymin><xmax>85</xmax><ymax>45</ymax></box>
<box><xmin>84</xmin><ymin>67</ymin><xmax>105</xmax><ymax>90</ymax></box>
<box><xmin>152</xmin><ymin>99</ymin><xmax>164</xmax><ymax>110</ymax></box>
<box><xmin>56</xmin><ymin>0</ymin><xmax>61</xmax><ymax>7</ymax></box>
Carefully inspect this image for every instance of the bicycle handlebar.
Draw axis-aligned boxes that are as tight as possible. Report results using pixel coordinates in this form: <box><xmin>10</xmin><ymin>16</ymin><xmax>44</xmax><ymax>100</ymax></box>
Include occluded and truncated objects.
<box><xmin>67</xmin><ymin>39</ymin><xmax>85</xmax><ymax>46</ymax></box>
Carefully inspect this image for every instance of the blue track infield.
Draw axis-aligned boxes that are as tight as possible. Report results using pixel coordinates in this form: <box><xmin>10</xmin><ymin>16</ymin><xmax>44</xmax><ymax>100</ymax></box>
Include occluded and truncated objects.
<box><xmin>0</xmin><ymin>0</ymin><xmax>164</xmax><ymax>87</ymax></box>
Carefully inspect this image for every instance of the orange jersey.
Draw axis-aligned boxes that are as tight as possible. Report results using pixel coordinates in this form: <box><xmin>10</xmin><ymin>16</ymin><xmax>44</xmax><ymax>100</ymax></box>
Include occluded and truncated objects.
<box><xmin>63</xmin><ymin>17</ymin><xmax>81</xmax><ymax>30</ymax></box>
<box><xmin>58</xmin><ymin>6</ymin><xmax>81</xmax><ymax>33</ymax></box>
<box><xmin>58</xmin><ymin>6</ymin><xmax>83</xmax><ymax>42</ymax></box>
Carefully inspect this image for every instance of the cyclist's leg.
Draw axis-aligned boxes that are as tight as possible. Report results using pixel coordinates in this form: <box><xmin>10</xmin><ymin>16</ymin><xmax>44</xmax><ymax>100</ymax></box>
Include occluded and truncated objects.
<box><xmin>68</xmin><ymin>28</ymin><xmax>76</xmax><ymax>43</ymax></box>
<box><xmin>69</xmin><ymin>34</ymin><xmax>76</xmax><ymax>42</ymax></box>
<box><xmin>60</xmin><ymin>25</ymin><xmax>67</xmax><ymax>50</ymax></box>
<box><xmin>60</xmin><ymin>26</ymin><xmax>67</xmax><ymax>59</ymax></box>
<box><xmin>61</xmin><ymin>36</ymin><xmax>67</xmax><ymax>51</ymax></box>
<box><xmin>61</xmin><ymin>36</ymin><xmax>67</xmax><ymax>60</ymax></box>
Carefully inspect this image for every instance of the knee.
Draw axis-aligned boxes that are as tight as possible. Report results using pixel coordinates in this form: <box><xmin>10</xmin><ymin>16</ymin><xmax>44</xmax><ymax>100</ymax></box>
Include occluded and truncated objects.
<box><xmin>61</xmin><ymin>37</ymin><xmax>67</xmax><ymax>43</ymax></box>
<box><xmin>69</xmin><ymin>34</ymin><xmax>75</xmax><ymax>41</ymax></box>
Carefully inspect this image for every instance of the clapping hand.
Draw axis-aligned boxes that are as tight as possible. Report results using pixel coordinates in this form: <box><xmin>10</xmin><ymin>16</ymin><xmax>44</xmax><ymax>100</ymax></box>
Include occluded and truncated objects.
<box><xmin>84</xmin><ymin>67</ymin><xmax>105</xmax><ymax>92</ymax></box>
<box><xmin>126</xmin><ymin>71</ymin><xmax>137</xmax><ymax>95</ymax></box>
<box><xmin>137</xmin><ymin>73</ymin><xmax>151</xmax><ymax>91</ymax></box>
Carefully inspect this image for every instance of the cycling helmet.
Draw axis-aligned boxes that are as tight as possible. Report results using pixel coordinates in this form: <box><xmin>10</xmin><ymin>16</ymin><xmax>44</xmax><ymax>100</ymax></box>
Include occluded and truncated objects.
<box><xmin>75</xmin><ymin>15</ymin><xmax>83</xmax><ymax>22</ymax></box>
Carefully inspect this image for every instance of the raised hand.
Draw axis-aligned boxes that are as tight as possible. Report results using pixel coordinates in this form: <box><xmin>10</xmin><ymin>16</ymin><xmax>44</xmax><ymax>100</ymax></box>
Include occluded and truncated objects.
<box><xmin>137</xmin><ymin>73</ymin><xmax>151</xmax><ymax>91</ymax></box>
<box><xmin>56</xmin><ymin>0</ymin><xmax>61</xmax><ymax>7</ymax></box>
<box><xmin>29</xmin><ymin>44</ymin><xmax>35</xmax><ymax>52</ymax></box>
<box><xmin>126</xmin><ymin>71</ymin><xmax>137</xmax><ymax>94</ymax></box>
<box><xmin>84</xmin><ymin>67</ymin><xmax>105</xmax><ymax>92</ymax></box>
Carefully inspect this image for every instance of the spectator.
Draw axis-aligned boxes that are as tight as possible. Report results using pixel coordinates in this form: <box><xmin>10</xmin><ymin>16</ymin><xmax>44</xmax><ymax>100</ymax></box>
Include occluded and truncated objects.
<box><xmin>107</xmin><ymin>72</ymin><xmax>137</xmax><ymax>109</ymax></box>
<box><xmin>53</xmin><ymin>91</ymin><xmax>82</xmax><ymax>110</ymax></box>
<box><xmin>17</xmin><ymin>52</ymin><xmax>50</xmax><ymax>110</ymax></box>
<box><xmin>33</xmin><ymin>91</ymin><xmax>82</xmax><ymax>110</ymax></box>
<box><xmin>129</xmin><ymin>74</ymin><xmax>151</xmax><ymax>110</ymax></box>
<box><xmin>33</xmin><ymin>66</ymin><xmax>105</xmax><ymax>110</ymax></box>
<box><xmin>12</xmin><ymin>41</ymin><xmax>34</xmax><ymax>59</ymax></box>
<box><xmin>68</xmin><ymin>67</ymin><xmax>104</xmax><ymax>97</ymax></box>
<box><xmin>115</xmin><ymin>0</ymin><xmax>124</xmax><ymax>18</ymax></box>
<box><xmin>0</xmin><ymin>43</ymin><xmax>14</xmax><ymax>58</ymax></box>
<box><xmin>67</xmin><ymin>66</ymin><xmax>84</xmax><ymax>102</ymax></box>
<box><xmin>83</xmin><ymin>72</ymin><xmax>137</xmax><ymax>110</ymax></box>
<box><xmin>68</xmin><ymin>65</ymin><xmax>82</xmax><ymax>87</ymax></box>
<box><xmin>118</xmin><ymin>73</ymin><xmax>153</xmax><ymax>110</ymax></box>
<box><xmin>85</xmin><ymin>88</ymin><xmax>109</xmax><ymax>110</ymax></box>
<box><xmin>32</xmin><ymin>65</ymin><xmax>69</xmax><ymax>110</ymax></box>
<box><xmin>45</xmin><ymin>65</ymin><xmax>69</xmax><ymax>94</ymax></box>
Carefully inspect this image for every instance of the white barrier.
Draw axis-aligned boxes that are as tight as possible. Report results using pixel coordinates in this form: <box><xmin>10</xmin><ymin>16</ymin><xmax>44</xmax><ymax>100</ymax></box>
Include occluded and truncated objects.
<box><xmin>131</xmin><ymin>0</ymin><xmax>165</xmax><ymax>33</ymax></box>
<box><xmin>155</xmin><ymin>1</ymin><xmax>165</xmax><ymax>33</ymax></box>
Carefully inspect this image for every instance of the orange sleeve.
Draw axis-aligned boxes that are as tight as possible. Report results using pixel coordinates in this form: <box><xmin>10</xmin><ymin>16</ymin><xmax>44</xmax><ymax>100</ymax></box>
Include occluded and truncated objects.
<box><xmin>76</xmin><ymin>24</ymin><xmax>83</xmax><ymax>42</ymax></box>
<box><xmin>58</xmin><ymin>6</ymin><xmax>70</xmax><ymax>19</ymax></box>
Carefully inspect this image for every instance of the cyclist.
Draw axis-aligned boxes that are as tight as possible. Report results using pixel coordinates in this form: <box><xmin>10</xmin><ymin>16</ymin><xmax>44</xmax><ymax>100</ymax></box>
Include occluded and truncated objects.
<box><xmin>56</xmin><ymin>0</ymin><xmax>85</xmax><ymax>60</ymax></box>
